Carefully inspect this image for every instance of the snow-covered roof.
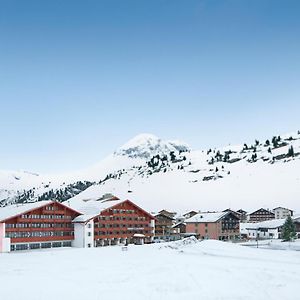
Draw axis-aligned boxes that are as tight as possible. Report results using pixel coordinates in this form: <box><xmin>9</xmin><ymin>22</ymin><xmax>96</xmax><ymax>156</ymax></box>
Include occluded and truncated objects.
<box><xmin>64</xmin><ymin>197</ymin><xmax>124</xmax><ymax>216</ymax></box>
<box><xmin>0</xmin><ymin>200</ymin><xmax>52</xmax><ymax>222</ymax></box>
<box><xmin>273</xmin><ymin>207</ymin><xmax>293</xmax><ymax>212</ymax></box>
<box><xmin>72</xmin><ymin>214</ymin><xmax>97</xmax><ymax>223</ymax></box>
<box><xmin>185</xmin><ymin>211</ymin><xmax>228</xmax><ymax>223</ymax></box>
<box><xmin>172</xmin><ymin>222</ymin><xmax>186</xmax><ymax>228</ymax></box>
<box><xmin>244</xmin><ymin>219</ymin><xmax>287</xmax><ymax>230</ymax></box>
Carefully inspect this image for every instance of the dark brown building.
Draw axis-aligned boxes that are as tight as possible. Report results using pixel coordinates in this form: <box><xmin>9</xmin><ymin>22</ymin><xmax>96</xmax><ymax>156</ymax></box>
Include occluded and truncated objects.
<box><xmin>248</xmin><ymin>208</ymin><xmax>275</xmax><ymax>223</ymax></box>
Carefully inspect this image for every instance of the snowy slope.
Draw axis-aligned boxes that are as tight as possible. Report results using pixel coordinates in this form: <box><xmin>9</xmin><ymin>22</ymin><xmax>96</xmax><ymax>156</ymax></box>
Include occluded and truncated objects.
<box><xmin>1</xmin><ymin>132</ymin><xmax>300</xmax><ymax>213</ymax></box>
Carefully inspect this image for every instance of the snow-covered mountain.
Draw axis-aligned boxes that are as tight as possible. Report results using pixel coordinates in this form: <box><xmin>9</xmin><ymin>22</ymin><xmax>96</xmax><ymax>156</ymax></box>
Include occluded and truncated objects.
<box><xmin>1</xmin><ymin>132</ymin><xmax>300</xmax><ymax>213</ymax></box>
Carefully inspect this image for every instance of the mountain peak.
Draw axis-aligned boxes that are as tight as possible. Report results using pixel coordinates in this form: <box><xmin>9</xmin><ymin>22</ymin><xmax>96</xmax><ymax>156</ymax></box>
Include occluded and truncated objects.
<box><xmin>115</xmin><ymin>133</ymin><xmax>190</xmax><ymax>159</ymax></box>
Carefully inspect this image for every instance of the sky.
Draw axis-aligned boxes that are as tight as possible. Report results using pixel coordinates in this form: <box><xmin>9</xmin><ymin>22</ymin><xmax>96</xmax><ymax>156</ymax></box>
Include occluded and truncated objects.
<box><xmin>0</xmin><ymin>0</ymin><xmax>300</xmax><ymax>173</ymax></box>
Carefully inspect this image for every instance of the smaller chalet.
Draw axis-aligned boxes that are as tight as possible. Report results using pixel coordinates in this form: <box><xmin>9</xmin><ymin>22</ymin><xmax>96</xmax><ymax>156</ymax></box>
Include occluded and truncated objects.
<box><xmin>240</xmin><ymin>216</ymin><xmax>300</xmax><ymax>240</ymax></box>
<box><xmin>248</xmin><ymin>208</ymin><xmax>275</xmax><ymax>223</ymax></box>
<box><xmin>185</xmin><ymin>211</ymin><xmax>240</xmax><ymax>240</ymax></box>
<box><xmin>236</xmin><ymin>209</ymin><xmax>248</xmax><ymax>222</ymax></box>
<box><xmin>154</xmin><ymin>211</ymin><xmax>175</xmax><ymax>241</ymax></box>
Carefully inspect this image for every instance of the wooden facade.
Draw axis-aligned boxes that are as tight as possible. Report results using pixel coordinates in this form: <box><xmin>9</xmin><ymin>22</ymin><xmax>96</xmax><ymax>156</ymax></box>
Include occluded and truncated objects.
<box><xmin>248</xmin><ymin>208</ymin><xmax>275</xmax><ymax>223</ymax></box>
<box><xmin>3</xmin><ymin>201</ymin><xmax>81</xmax><ymax>251</ymax></box>
<box><xmin>93</xmin><ymin>200</ymin><xmax>155</xmax><ymax>246</ymax></box>
<box><xmin>154</xmin><ymin>213</ymin><xmax>174</xmax><ymax>239</ymax></box>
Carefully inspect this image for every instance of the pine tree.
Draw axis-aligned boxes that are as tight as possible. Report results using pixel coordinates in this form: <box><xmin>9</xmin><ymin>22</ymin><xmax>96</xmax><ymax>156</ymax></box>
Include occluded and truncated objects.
<box><xmin>287</xmin><ymin>146</ymin><xmax>294</xmax><ymax>157</ymax></box>
<box><xmin>282</xmin><ymin>215</ymin><xmax>296</xmax><ymax>241</ymax></box>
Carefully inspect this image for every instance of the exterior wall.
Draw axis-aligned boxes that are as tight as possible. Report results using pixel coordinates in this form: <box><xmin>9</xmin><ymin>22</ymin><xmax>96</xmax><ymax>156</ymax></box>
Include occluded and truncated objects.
<box><xmin>155</xmin><ymin>214</ymin><xmax>174</xmax><ymax>239</ymax></box>
<box><xmin>242</xmin><ymin>227</ymin><xmax>280</xmax><ymax>239</ymax></box>
<box><xmin>248</xmin><ymin>209</ymin><xmax>275</xmax><ymax>223</ymax></box>
<box><xmin>186</xmin><ymin>214</ymin><xmax>240</xmax><ymax>240</ymax></box>
<box><xmin>273</xmin><ymin>208</ymin><xmax>293</xmax><ymax>219</ymax></box>
<box><xmin>186</xmin><ymin>222</ymin><xmax>220</xmax><ymax>239</ymax></box>
<box><xmin>93</xmin><ymin>200</ymin><xmax>154</xmax><ymax>246</ymax></box>
<box><xmin>3</xmin><ymin>202</ymin><xmax>80</xmax><ymax>251</ymax></box>
<box><xmin>73</xmin><ymin>220</ymin><xmax>94</xmax><ymax>248</ymax></box>
<box><xmin>0</xmin><ymin>222</ymin><xmax>11</xmax><ymax>253</ymax></box>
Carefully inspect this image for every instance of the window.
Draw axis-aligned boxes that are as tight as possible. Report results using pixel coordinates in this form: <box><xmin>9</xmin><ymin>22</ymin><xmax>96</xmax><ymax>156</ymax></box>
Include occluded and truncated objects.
<box><xmin>41</xmin><ymin>243</ymin><xmax>51</xmax><ymax>249</ymax></box>
<box><xmin>30</xmin><ymin>243</ymin><xmax>40</xmax><ymax>250</ymax></box>
<box><xmin>87</xmin><ymin>232</ymin><xmax>91</xmax><ymax>237</ymax></box>
<box><xmin>87</xmin><ymin>223</ymin><xmax>92</xmax><ymax>228</ymax></box>
<box><xmin>88</xmin><ymin>243</ymin><xmax>91</xmax><ymax>248</ymax></box>
<box><xmin>16</xmin><ymin>244</ymin><xmax>28</xmax><ymax>251</ymax></box>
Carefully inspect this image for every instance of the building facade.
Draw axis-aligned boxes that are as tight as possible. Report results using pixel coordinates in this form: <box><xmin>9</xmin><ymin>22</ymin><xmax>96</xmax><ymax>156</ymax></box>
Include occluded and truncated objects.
<box><xmin>154</xmin><ymin>212</ymin><xmax>175</xmax><ymax>241</ymax></box>
<box><xmin>0</xmin><ymin>201</ymin><xmax>81</xmax><ymax>252</ymax></box>
<box><xmin>248</xmin><ymin>208</ymin><xmax>275</xmax><ymax>223</ymax></box>
<box><xmin>0</xmin><ymin>198</ymin><xmax>155</xmax><ymax>252</ymax></box>
<box><xmin>273</xmin><ymin>207</ymin><xmax>293</xmax><ymax>219</ymax></box>
<box><xmin>73</xmin><ymin>199</ymin><xmax>155</xmax><ymax>247</ymax></box>
<box><xmin>185</xmin><ymin>211</ymin><xmax>240</xmax><ymax>240</ymax></box>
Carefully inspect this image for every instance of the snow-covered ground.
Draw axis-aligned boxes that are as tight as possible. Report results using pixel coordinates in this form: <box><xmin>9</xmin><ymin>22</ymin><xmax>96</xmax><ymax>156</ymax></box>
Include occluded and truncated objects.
<box><xmin>1</xmin><ymin>238</ymin><xmax>300</xmax><ymax>300</ymax></box>
<box><xmin>241</xmin><ymin>239</ymin><xmax>300</xmax><ymax>251</ymax></box>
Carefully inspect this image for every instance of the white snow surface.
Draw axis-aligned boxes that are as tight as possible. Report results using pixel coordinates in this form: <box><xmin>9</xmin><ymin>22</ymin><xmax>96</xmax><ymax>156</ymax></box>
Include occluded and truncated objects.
<box><xmin>1</xmin><ymin>238</ymin><xmax>300</xmax><ymax>300</ymax></box>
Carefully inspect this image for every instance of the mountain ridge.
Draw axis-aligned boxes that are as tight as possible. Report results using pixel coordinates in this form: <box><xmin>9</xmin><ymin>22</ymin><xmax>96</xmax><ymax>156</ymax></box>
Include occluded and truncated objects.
<box><xmin>1</xmin><ymin>131</ymin><xmax>300</xmax><ymax>213</ymax></box>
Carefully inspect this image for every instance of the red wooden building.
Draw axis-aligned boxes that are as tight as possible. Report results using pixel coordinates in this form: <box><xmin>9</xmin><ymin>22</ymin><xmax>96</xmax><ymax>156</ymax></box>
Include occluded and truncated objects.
<box><xmin>72</xmin><ymin>199</ymin><xmax>155</xmax><ymax>247</ymax></box>
<box><xmin>0</xmin><ymin>200</ymin><xmax>81</xmax><ymax>251</ymax></box>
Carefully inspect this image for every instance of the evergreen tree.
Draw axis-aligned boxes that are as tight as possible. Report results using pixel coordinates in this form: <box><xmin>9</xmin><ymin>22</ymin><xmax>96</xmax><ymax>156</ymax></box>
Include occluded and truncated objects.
<box><xmin>265</xmin><ymin>139</ymin><xmax>270</xmax><ymax>146</ymax></box>
<box><xmin>268</xmin><ymin>147</ymin><xmax>272</xmax><ymax>154</ymax></box>
<box><xmin>282</xmin><ymin>216</ymin><xmax>296</xmax><ymax>241</ymax></box>
<box><xmin>272</xmin><ymin>136</ymin><xmax>278</xmax><ymax>148</ymax></box>
<box><xmin>287</xmin><ymin>146</ymin><xmax>294</xmax><ymax>157</ymax></box>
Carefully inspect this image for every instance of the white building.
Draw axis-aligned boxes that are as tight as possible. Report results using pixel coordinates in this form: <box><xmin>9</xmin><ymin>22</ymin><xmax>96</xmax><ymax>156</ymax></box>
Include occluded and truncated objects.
<box><xmin>273</xmin><ymin>207</ymin><xmax>293</xmax><ymax>219</ymax></box>
<box><xmin>0</xmin><ymin>222</ymin><xmax>10</xmax><ymax>252</ymax></box>
<box><xmin>72</xmin><ymin>215</ymin><xmax>95</xmax><ymax>248</ymax></box>
<box><xmin>240</xmin><ymin>219</ymin><xmax>288</xmax><ymax>239</ymax></box>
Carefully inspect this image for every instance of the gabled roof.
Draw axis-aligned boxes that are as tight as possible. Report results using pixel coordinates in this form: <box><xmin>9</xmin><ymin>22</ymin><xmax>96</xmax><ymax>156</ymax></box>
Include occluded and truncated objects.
<box><xmin>172</xmin><ymin>222</ymin><xmax>186</xmax><ymax>228</ymax></box>
<box><xmin>158</xmin><ymin>209</ymin><xmax>176</xmax><ymax>218</ymax></box>
<box><xmin>0</xmin><ymin>201</ymin><xmax>52</xmax><ymax>222</ymax></box>
<box><xmin>183</xmin><ymin>210</ymin><xmax>198</xmax><ymax>217</ymax></box>
<box><xmin>73</xmin><ymin>199</ymin><xmax>154</xmax><ymax>224</ymax></box>
<box><xmin>185</xmin><ymin>211</ymin><xmax>229</xmax><ymax>223</ymax></box>
<box><xmin>245</xmin><ymin>219</ymin><xmax>286</xmax><ymax>230</ymax></box>
<box><xmin>0</xmin><ymin>200</ymin><xmax>82</xmax><ymax>223</ymax></box>
<box><xmin>65</xmin><ymin>197</ymin><xmax>124</xmax><ymax>215</ymax></box>
<box><xmin>248</xmin><ymin>208</ymin><xmax>275</xmax><ymax>216</ymax></box>
<box><xmin>244</xmin><ymin>216</ymin><xmax>300</xmax><ymax>230</ymax></box>
<box><xmin>155</xmin><ymin>212</ymin><xmax>175</xmax><ymax>220</ymax></box>
<box><xmin>273</xmin><ymin>207</ymin><xmax>294</xmax><ymax>212</ymax></box>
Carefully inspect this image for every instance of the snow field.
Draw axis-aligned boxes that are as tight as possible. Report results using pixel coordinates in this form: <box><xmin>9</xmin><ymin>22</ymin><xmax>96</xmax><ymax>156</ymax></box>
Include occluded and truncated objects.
<box><xmin>1</xmin><ymin>239</ymin><xmax>300</xmax><ymax>300</ymax></box>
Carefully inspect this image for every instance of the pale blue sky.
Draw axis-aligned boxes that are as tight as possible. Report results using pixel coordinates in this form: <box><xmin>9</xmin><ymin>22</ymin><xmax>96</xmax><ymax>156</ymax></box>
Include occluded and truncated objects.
<box><xmin>0</xmin><ymin>0</ymin><xmax>300</xmax><ymax>173</ymax></box>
